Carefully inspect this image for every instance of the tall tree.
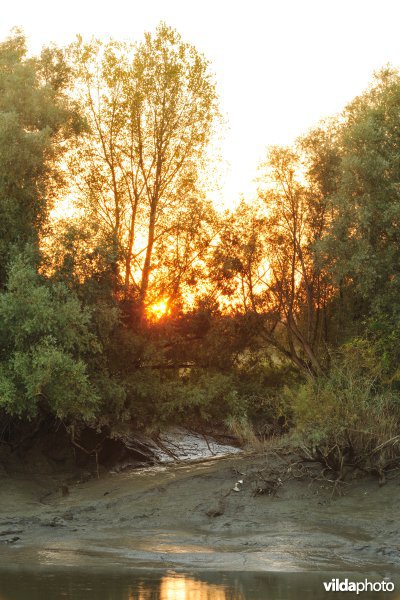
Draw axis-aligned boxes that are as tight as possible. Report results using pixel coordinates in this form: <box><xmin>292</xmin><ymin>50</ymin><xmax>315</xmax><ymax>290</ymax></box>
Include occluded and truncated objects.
<box><xmin>0</xmin><ymin>30</ymin><xmax>81</xmax><ymax>286</ymax></box>
<box><xmin>258</xmin><ymin>144</ymin><xmax>335</xmax><ymax>374</ymax></box>
<box><xmin>0</xmin><ymin>31</ymin><xmax>100</xmax><ymax>421</ymax></box>
<box><xmin>212</xmin><ymin>146</ymin><xmax>333</xmax><ymax>374</ymax></box>
<box><xmin>68</xmin><ymin>24</ymin><xmax>218</xmax><ymax>312</ymax></box>
<box><xmin>321</xmin><ymin>69</ymin><xmax>400</xmax><ymax>368</ymax></box>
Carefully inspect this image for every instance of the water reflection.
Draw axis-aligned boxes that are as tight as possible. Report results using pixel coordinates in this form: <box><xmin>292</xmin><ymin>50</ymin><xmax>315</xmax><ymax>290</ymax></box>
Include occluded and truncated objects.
<box><xmin>0</xmin><ymin>572</ymin><xmax>239</xmax><ymax>600</ymax></box>
<box><xmin>0</xmin><ymin>569</ymin><xmax>397</xmax><ymax>599</ymax></box>
<box><xmin>126</xmin><ymin>574</ymin><xmax>237</xmax><ymax>599</ymax></box>
<box><xmin>159</xmin><ymin>575</ymin><xmax>236</xmax><ymax>600</ymax></box>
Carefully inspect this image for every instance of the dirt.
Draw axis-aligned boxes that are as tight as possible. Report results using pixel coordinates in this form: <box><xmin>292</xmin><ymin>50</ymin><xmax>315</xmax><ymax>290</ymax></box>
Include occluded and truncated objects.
<box><xmin>0</xmin><ymin>446</ymin><xmax>399</xmax><ymax>573</ymax></box>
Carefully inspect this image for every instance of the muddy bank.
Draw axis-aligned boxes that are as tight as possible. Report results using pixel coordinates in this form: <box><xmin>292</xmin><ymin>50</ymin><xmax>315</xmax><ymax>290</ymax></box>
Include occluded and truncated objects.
<box><xmin>0</xmin><ymin>447</ymin><xmax>399</xmax><ymax>573</ymax></box>
<box><xmin>0</xmin><ymin>422</ymin><xmax>242</xmax><ymax>477</ymax></box>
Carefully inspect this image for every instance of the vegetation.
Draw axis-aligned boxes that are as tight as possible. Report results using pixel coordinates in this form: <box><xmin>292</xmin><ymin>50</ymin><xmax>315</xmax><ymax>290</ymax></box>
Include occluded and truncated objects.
<box><xmin>1</xmin><ymin>26</ymin><xmax>400</xmax><ymax>480</ymax></box>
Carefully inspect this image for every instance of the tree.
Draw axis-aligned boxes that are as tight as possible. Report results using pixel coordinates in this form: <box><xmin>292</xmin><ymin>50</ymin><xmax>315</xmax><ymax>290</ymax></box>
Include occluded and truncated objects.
<box><xmin>321</xmin><ymin>68</ymin><xmax>400</xmax><ymax>370</ymax></box>
<box><xmin>209</xmin><ymin>200</ymin><xmax>268</xmax><ymax>314</ymax></box>
<box><xmin>257</xmin><ymin>147</ymin><xmax>330</xmax><ymax>374</ymax></box>
<box><xmin>0</xmin><ymin>31</ymin><xmax>98</xmax><ymax>422</ymax></box>
<box><xmin>68</xmin><ymin>23</ymin><xmax>218</xmax><ymax>312</ymax></box>
<box><xmin>0</xmin><ymin>29</ymin><xmax>81</xmax><ymax>287</ymax></box>
<box><xmin>211</xmin><ymin>144</ymin><xmax>333</xmax><ymax>375</ymax></box>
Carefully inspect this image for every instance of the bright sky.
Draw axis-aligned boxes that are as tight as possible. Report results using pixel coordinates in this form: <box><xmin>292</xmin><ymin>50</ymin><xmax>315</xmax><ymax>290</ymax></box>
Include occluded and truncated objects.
<box><xmin>3</xmin><ymin>0</ymin><xmax>400</xmax><ymax>207</ymax></box>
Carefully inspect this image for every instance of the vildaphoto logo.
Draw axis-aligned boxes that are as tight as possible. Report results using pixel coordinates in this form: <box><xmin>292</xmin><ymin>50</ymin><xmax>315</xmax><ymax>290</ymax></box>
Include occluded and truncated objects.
<box><xmin>323</xmin><ymin>578</ymin><xmax>394</xmax><ymax>594</ymax></box>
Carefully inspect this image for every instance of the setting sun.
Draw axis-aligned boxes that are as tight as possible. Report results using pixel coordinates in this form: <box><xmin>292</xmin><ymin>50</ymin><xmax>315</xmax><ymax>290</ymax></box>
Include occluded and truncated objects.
<box><xmin>147</xmin><ymin>299</ymin><xmax>170</xmax><ymax>320</ymax></box>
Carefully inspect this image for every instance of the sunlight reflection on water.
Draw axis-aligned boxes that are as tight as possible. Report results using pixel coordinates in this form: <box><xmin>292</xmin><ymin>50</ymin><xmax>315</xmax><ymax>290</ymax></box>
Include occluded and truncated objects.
<box><xmin>0</xmin><ymin>569</ymin><xmax>398</xmax><ymax>600</ymax></box>
<box><xmin>129</xmin><ymin>575</ymin><xmax>237</xmax><ymax>600</ymax></box>
<box><xmin>160</xmin><ymin>575</ymin><xmax>235</xmax><ymax>600</ymax></box>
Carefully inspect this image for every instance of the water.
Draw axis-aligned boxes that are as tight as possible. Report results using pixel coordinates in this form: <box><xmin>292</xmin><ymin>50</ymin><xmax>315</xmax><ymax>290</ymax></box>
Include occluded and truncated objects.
<box><xmin>0</xmin><ymin>569</ymin><xmax>397</xmax><ymax>599</ymax></box>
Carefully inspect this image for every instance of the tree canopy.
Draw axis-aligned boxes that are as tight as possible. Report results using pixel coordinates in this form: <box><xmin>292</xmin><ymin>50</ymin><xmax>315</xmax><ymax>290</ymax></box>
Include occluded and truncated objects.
<box><xmin>2</xmin><ymin>26</ymin><xmax>400</xmax><ymax>477</ymax></box>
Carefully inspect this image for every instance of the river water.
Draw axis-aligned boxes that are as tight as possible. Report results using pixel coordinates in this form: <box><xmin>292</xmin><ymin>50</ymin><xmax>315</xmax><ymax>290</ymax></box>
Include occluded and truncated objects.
<box><xmin>0</xmin><ymin>569</ymin><xmax>397</xmax><ymax>599</ymax></box>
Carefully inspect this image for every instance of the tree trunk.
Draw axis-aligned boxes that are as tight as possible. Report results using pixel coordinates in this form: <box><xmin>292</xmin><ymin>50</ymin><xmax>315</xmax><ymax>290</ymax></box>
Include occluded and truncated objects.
<box><xmin>139</xmin><ymin>203</ymin><xmax>157</xmax><ymax>313</ymax></box>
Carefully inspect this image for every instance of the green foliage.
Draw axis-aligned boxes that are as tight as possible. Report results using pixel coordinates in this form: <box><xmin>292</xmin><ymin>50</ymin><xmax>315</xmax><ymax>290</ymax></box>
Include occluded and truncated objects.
<box><xmin>292</xmin><ymin>341</ymin><xmax>400</xmax><ymax>475</ymax></box>
<box><xmin>0</xmin><ymin>30</ymin><xmax>81</xmax><ymax>287</ymax></box>
<box><xmin>319</xmin><ymin>70</ymin><xmax>400</xmax><ymax>323</ymax></box>
<box><xmin>159</xmin><ymin>371</ymin><xmax>240</xmax><ymax>425</ymax></box>
<box><xmin>0</xmin><ymin>251</ymin><xmax>98</xmax><ymax>419</ymax></box>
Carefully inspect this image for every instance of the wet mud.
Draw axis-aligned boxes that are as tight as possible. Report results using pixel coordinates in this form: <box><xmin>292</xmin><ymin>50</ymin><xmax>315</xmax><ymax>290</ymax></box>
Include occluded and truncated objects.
<box><xmin>0</xmin><ymin>446</ymin><xmax>399</xmax><ymax>573</ymax></box>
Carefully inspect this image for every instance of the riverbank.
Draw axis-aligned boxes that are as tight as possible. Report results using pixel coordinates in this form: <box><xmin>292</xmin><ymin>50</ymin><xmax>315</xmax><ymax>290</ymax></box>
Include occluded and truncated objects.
<box><xmin>0</xmin><ymin>446</ymin><xmax>399</xmax><ymax>573</ymax></box>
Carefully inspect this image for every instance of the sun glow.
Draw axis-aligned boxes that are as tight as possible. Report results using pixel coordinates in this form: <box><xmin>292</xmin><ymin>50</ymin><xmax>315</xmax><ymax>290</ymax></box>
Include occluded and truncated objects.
<box><xmin>147</xmin><ymin>299</ymin><xmax>170</xmax><ymax>320</ymax></box>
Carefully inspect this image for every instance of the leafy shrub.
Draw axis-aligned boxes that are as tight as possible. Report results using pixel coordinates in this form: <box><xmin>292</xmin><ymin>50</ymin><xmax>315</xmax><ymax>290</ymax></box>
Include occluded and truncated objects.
<box><xmin>292</xmin><ymin>340</ymin><xmax>400</xmax><ymax>479</ymax></box>
<box><xmin>0</xmin><ymin>251</ymin><xmax>99</xmax><ymax>420</ymax></box>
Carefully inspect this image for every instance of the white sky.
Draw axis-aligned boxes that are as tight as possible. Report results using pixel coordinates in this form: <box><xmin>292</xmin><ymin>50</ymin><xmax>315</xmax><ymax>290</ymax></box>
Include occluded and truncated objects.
<box><xmin>2</xmin><ymin>0</ymin><xmax>400</xmax><ymax>207</ymax></box>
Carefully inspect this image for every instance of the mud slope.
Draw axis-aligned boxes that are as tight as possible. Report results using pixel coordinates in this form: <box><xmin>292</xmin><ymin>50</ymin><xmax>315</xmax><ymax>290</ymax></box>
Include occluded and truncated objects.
<box><xmin>0</xmin><ymin>451</ymin><xmax>399</xmax><ymax>572</ymax></box>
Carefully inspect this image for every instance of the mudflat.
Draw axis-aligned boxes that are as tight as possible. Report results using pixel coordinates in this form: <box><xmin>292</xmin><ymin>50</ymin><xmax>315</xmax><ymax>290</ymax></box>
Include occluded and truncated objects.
<box><xmin>0</xmin><ymin>450</ymin><xmax>399</xmax><ymax>573</ymax></box>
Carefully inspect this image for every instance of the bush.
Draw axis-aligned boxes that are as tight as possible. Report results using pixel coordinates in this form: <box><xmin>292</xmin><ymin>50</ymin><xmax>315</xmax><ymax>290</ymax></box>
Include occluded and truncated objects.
<box><xmin>0</xmin><ymin>251</ymin><xmax>99</xmax><ymax>420</ymax></box>
<box><xmin>292</xmin><ymin>340</ymin><xmax>400</xmax><ymax>479</ymax></box>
